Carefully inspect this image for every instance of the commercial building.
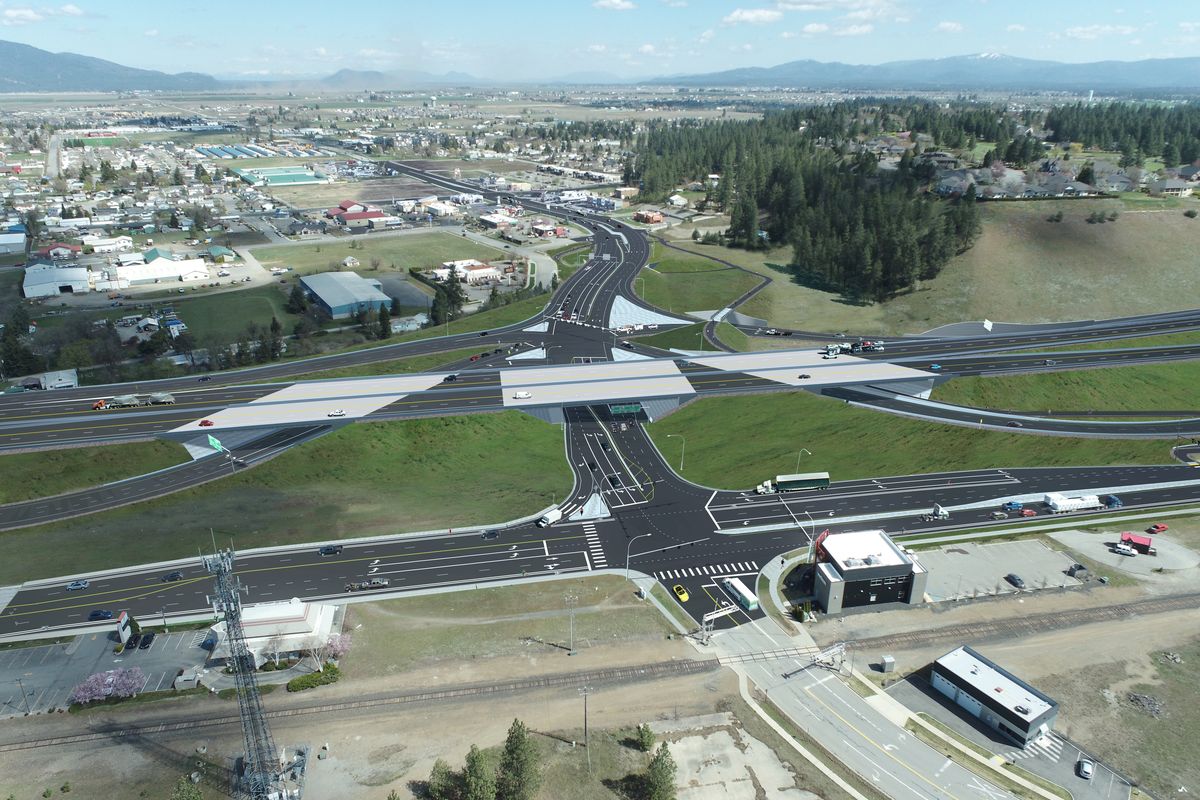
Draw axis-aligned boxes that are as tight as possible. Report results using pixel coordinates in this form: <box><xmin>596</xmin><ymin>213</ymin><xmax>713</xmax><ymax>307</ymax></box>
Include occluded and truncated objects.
<box><xmin>931</xmin><ymin>646</ymin><xmax>1059</xmax><ymax>746</ymax></box>
<box><xmin>634</xmin><ymin>210</ymin><xmax>664</xmax><ymax>224</ymax></box>
<box><xmin>206</xmin><ymin>597</ymin><xmax>337</xmax><ymax>668</ymax></box>
<box><xmin>22</xmin><ymin>264</ymin><xmax>92</xmax><ymax>298</ymax></box>
<box><xmin>812</xmin><ymin>529</ymin><xmax>927</xmax><ymax>615</ymax></box>
<box><xmin>0</xmin><ymin>229</ymin><xmax>25</xmax><ymax>254</ymax></box>
<box><xmin>300</xmin><ymin>271</ymin><xmax>392</xmax><ymax>319</ymax></box>
<box><xmin>233</xmin><ymin>165</ymin><xmax>331</xmax><ymax>188</ymax></box>
<box><xmin>81</xmin><ymin>234</ymin><xmax>133</xmax><ymax>253</ymax></box>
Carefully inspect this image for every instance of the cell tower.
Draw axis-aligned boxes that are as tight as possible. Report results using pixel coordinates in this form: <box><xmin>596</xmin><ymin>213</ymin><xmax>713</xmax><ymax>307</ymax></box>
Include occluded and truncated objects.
<box><xmin>205</xmin><ymin>548</ymin><xmax>296</xmax><ymax>800</ymax></box>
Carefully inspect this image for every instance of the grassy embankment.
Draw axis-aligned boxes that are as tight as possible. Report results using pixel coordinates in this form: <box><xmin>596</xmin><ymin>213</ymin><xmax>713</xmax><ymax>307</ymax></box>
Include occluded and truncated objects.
<box><xmin>253</xmin><ymin>231</ymin><xmax>504</xmax><ymax>276</ymax></box>
<box><xmin>0</xmin><ymin>412</ymin><xmax>570</xmax><ymax>583</ymax></box>
<box><xmin>647</xmin><ymin>391</ymin><xmax>1175</xmax><ymax>491</ymax></box>
<box><xmin>636</xmin><ymin>241</ymin><xmax>760</xmax><ymax>316</ymax></box>
<box><xmin>0</xmin><ymin>441</ymin><xmax>189</xmax><ymax>504</ymax></box>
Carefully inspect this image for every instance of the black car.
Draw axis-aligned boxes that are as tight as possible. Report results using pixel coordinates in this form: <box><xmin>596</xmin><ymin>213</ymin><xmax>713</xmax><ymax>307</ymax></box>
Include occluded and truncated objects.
<box><xmin>139</xmin><ymin>632</ymin><xmax>156</xmax><ymax>650</ymax></box>
<box><xmin>161</xmin><ymin>571</ymin><xmax>184</xmax><ymax>582</ymax></box>
<box><xmin>1005</xmin><ymin>573</ymin><xmax>1026</xmax><ymax>589</ymax></box>
<box><xmin>198</xmin><ymin>375</ymin><xmax>212</xmax><ymax>382</ymax></box>
<box><xmin>442</xmin><ymin>374</ymin><xmax>459</xmax><ymax>383</ymax></box>
<box><xmin>607</xmin><ymin>474</ymin><xmax>621</xmax><ymax>486</ymax></box>
<box><xmin>1006</xmin><ymin>421</ymin><xmax>1023</xmax><ymax>428</ymax></box>
<box><xmin>318</xmin><ymin>545</ymin><xmax>344</xmax><ymax>556</ymax></box>
<box><xmin>587</xmin><ymin>461</ymin><xmax>598</xmax><ymax>471</ymax></box>
<box><xmin>481</xmin><ymin>530</ymin><xmax>501</xmax><ymax>540</ymax></box>
<box><xmin>493</xmin><ymin>348</ymin><xmax>502</xmax><ymax>354</ymax></box>
<box><xmin>797</xmin><ymin>374</ymin><xmax>811</xmax><ymax>379</ymax></box>
<box><xmin>479</xmin><ymin>330</ymin><xmax>489</xmax><ymax>337</ymax></box>
<box><xmin>88</xmin><ymin>610</ymin><xmax>113</xmax><ymax>621</ymax></box>
<box><xmin>125</xmin><ymin>633</ymin><xmax>142</xmax><ymax>650</ymax></box>
<box><xmin>600</xmin><ymin>441</ymin><xmax>611</xmax><ymax>452</ymax></box>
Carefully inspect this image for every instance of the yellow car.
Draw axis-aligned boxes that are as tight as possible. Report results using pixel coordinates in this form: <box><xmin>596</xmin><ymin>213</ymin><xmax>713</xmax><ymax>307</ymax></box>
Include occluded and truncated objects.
<box><xmin>672</xmin><ymin>584</ymin><xmax>689</xmax><ymax>602</ymax></box>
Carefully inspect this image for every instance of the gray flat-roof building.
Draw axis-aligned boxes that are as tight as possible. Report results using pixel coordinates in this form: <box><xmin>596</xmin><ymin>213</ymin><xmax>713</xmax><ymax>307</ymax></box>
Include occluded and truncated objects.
<box><xmin>931</xmin><ymin>646</ymin><xmax>1058</xmax><ymax>746</ymax></box>
<box><xmin>300</xmin><ymin>271</ymin><xmax>391</xmax><ymax>319</ymax></box>
<box><xmin>813</xmin><ymin>529</ymin><xmax>927</xmax><ymax>615</ymax></box>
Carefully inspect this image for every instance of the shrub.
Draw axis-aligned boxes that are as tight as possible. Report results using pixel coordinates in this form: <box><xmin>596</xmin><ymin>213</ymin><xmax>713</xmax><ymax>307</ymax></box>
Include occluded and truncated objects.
<box><xmin>286</xmin><ymin>663</ymin><xmax>341</xmax><ymax>692</ymax></box>
<box><xmin>1185</xmin><ymin>209</ymin><xmax>1198</xmax><ymax>219</ymax></box>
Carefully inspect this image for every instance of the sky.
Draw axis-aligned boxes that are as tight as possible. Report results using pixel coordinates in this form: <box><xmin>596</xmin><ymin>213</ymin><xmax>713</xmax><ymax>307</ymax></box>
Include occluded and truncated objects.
<box><xmin>2</xmin><ymin>0</ymin><xmax>1199</xmax><ymax>81</ymax></box>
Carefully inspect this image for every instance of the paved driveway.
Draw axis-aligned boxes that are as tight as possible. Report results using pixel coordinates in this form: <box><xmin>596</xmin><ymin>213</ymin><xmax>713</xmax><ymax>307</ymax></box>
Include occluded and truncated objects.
<box><xmin>917</xmin><ymin>540</ymin><xmax>1081</xmax><ymax>601</ymax></box>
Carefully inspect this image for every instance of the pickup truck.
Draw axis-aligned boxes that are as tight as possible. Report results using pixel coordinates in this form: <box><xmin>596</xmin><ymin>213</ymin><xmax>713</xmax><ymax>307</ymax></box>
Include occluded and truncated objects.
<box><xmin>345</xmin><ymin>578</ymin><xmax>390</xmax><ymax>592</ymax></box>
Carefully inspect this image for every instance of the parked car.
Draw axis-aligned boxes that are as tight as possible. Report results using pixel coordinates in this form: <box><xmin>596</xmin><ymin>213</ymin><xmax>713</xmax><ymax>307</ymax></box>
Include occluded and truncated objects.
<box><xmin>1148</xmin><ymin>523</ymin><xmax>1169</xmax><ymax>533</ymax></box>
<box><xmin>66</xmin><ymin>580</ymin><xmax>89</xmax><ymax>591</ymax></box>
<box><xmin>139</xmin><ymin>632</ymin><xmax>156</xmax><ymax>650</ymax></box>
<box><xmin>673</xmin><ymin>585</ymin><xmax>689</xmax><ymax>602</ymax></box>
<box><xmin>1005</xmin><ymin>573</ymin><xmax>1026</xmax><ymax>589</ymax></box>
<box><xmin>1113</xmin><ymin>543</ymin><xmax>1137</xmax><ymax>557</ymax></box>
<box><xmin>125</xmin><ymin>633</ymin><xmax>142</xmax><ymax>650</ymax></box>
<box><xmin>1077</xmin><ymin>759</ymin><xmax>1094</xmax><ymax>780</ymax></box>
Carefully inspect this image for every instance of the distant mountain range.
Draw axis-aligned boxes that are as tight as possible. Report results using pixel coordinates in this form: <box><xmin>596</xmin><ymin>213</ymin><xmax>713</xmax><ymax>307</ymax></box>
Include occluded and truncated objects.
<box><xmin>653</xmin><ymin>53</ymin><xmax>1200</xmax><ymax>91</ymax></box>
<box><xmin>0</xmin><ymin>40</ymin><xmax>219</xmax><ymax>92</ymax></box>
<box><xmin>2</xmin><ymin>39</ymin><xmax>1199</xmax><ymax>93</ymax></box>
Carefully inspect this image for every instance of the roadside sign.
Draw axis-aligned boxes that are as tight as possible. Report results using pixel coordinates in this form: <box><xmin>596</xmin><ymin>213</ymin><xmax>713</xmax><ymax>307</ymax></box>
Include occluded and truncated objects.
<box><xmin>207</xmin><ymin>434</ymin><xmax>223</xmax><ymax>452</ymax></box>
<box><xmin>609</xmin><ymin>403</ymin><xmax>642</xmax><ymax>415</ymax></box>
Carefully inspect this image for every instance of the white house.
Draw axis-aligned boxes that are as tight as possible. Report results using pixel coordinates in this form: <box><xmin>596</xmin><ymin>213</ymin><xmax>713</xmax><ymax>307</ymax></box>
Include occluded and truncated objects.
<box><xmin>81</xmin><ymin>234</ymin><xmax>133</xmax><ymax>253</ymax></box>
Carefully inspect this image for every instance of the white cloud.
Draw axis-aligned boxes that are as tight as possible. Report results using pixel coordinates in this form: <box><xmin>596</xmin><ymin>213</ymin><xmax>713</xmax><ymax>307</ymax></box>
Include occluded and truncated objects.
<box><xmin>722</xmin><ymin>7</ymin><xmax>783</xmax><ymax>25</ymax></box>
<box><xmin>935</xmin><ymin>20</ymin><xmax>963</xmax><ymax>33</ymax></box>
<box><xmin>802</xmin><ymin>22</ymin><xmax>829</xmax><ymax>34</ymax></box>
<box><xmin>638</xmin><ymin>43</ymin><xmax>657</xmax><ymax>54</ymax></box>
<box><xmin>698</xmin><ymin>28</ymin><xmax>715</xmax><ymax>43</ymax></box>
<box><xmin>780</xmin><ymin>30</ymin><xmax>796</xmax><ymax>38</ymax></box>
<box><xmin>1179</xmin><ymin>21</ymin><xmax>1200</xmax><ymax>32</ymax></box>
<box><xmin>1065</xmin><ymin>23</ymin><xmax>1137</xmax><ymax>39</ymax></box>
<box><xmin>593</xmin><ymin>0</ymin><xmax>636</xmax><ymax>9</ymax></box>
<box><xmin>2</xmin><ymin>8</ymin><xmax>43</xmax><ymax>25</ymax></box>
<box><xmin>834</xmin><ymin>23</ymin><xmax>872</xmax><ymax>35</ymax></box>
<box><xmin>661</xmin><ymin>0</ymin><xmax>687</xmax><ymax>6</ymax></box>
<box><xmin>58</xmin><ymin>4</ymin><xmax>84</xmax><ymax>15</ymax></box>
<box><xmin>1006</xmin><ymin>23</ymin><xmax>1026</xmax><ymax>32</ymax></box>
<box><xmin>313</xmin><ymin>46</ymin><xmax>329</xmax><ymax>57</ymax></box>
<box><xmin>586</xmin><ymin>43</ymin><xmax>607</xmax><ymax>53</ymax></box>
<box><xmin>777</xmin><ymin>0</ymin><xmax>893</xmax><ymax>11</ymax></box>
<box><xmin>143</xmin><ymin>28</ymin><xmax>159</xmax><ymax>37</ymax></box>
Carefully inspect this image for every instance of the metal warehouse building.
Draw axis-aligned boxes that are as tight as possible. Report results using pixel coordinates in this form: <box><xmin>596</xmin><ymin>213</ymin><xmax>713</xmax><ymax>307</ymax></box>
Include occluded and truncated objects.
<box><xmin>300</xmin><ymin>271</ymin><xmax>392</xmax><ymax>319</ymax></box>
<box><xmin>931</xmin><ymin>646</ymin><xmax>1058</xmax><ymax>745</ymax></box>
<box><xmin>813</xmin><ymin>529</ymin><xmax>927</xmax><ymax>615</ymax></box>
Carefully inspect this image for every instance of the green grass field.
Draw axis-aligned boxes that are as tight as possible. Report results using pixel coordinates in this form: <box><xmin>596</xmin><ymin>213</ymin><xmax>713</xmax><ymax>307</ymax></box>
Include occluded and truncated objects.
<box><xmin>0</xmin><ymin>413</ymin><xmax>571</xmax><ymax>583</ymax></box>
<box><xmin>0</xmin><ymin>441</ymin><xmax>189</xmax><ymax>504</ymax></box>
<box><xmin>161</xmin><ymin>285</ymin><xmax>301</xmax><ymax>341</ymax></box>
<box><xmin>1016</xmin><ymin>330</ymin><xmax>1200</xmax><ymax>354</ymax></box>
<box><xmin>254</xmin><ymin>232</ymin><xmax>504</xmax><ymax>276</ymax></box>
<box><xmin>635</xmin><ymin>322</ymin><xmax>710</xmax><ymax>351</ymax></box>
<box><xmin>637</xmin><ymin>241</ymin><xmax>761</xmax><ymax>315</ymax></box>
<box><xmin>933</xmin><ymin>361</ymin><xmax>1200</xmax><ymax>413</ymax></box>
<box><xmin>662</xmin><ymin>197</ymin><xmax>1200</xmax><ymax>336</ymax></box>
<box><xmin>645</xmin><ymin>391</ymin><xmax>1175</xmax><ymax>490</ymax></box>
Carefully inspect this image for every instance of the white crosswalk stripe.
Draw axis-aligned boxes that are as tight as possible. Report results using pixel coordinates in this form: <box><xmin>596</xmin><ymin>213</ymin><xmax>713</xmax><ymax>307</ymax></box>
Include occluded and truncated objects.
<box><xmin>584</xmin><ymin>527</ymin><xmax>607</xmax><ymax>568</ymax></box>
<box><xmin>1004</xmin><ymin>734</ymin><xmax>1064</xmax><ymax>763</ymax></box>
<box><xmin>654</xmin><ymin>562</ymin><xmax>763</xmax><ymax>581</ymax></box>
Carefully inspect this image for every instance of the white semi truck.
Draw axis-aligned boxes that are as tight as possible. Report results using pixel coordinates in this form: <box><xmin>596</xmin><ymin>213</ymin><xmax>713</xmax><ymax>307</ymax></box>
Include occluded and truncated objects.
<box><xmin>536</xmin><ymin>508</ymin><xmax>563</xmax><ymax>528</ymax></box>
<box><xmin>1044</xmin><ymin>493</ymin><xmax>1103</xmax><ymax>513</ymax></box>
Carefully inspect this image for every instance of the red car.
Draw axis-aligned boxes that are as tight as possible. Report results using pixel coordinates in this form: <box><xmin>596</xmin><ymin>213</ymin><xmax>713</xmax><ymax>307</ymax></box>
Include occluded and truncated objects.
<box><xmin>469</xmin><ymin>355</ymin><xmax>481</xmax><ymax>362</ymax></box>
<box><xmin>199</xmin><ymin>419</ymin><xmax>215</xmax><ymax>427</ymax></box>
<box><xmin>1020</xmin><ymin>508</ymin><xmax>1037</xmax><ymax>517</ymax></box>
<box><xmin>1148</xmin><ymin>523</ymin><xmax>1168</xmax><ymax>533</ymax></box>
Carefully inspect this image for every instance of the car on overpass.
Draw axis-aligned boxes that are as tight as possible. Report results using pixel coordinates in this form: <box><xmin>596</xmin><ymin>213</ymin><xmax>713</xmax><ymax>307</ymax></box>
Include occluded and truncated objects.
<box><xmin>513</xmin><ymin>391</ymin><xmax>532</xmax><ymax>400</ymax></box>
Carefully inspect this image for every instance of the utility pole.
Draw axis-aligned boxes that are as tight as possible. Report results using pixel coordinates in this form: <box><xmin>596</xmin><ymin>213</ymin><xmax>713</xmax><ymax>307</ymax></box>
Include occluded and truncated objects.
<box><xmin>15</xmin><ymin>677</ymin><xmax>30</xmax><ymax>715</ymax></box>
<box><xmin>579</xmin><ymin>685</ymin><xmax>593</xmax><ymax>773</ymax></box>
<box><xmin>565</xmin><ymin>593</ymin><xmax>578</xmax><ymax>656</ymax></box>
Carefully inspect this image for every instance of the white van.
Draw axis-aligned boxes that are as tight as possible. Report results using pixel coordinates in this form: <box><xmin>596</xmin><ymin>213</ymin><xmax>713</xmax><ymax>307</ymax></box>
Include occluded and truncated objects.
<box><xmin>512</xmin><ymin>391</ymin><xmax>532</xmax><ymax>400</ymax></box>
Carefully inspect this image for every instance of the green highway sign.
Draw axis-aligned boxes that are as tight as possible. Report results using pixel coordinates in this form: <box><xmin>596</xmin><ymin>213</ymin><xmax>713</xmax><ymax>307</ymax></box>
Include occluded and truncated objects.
<box><xmin>609</xmin><ymin>403</ymin><xmax>642</xmax><ymax>415</ymax></box>
<box><xmin>207</xmin><ymin>434</ymin><xmax>224</xmax><ymax>452</ymax></box>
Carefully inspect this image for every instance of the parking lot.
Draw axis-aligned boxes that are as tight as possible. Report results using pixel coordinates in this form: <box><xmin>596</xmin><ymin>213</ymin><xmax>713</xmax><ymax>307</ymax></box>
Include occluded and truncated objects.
<box><xmin>0</xmin><ymin>629</ymin><xmax>209</xmax><ymax>717</ymax></box>
<box><xmin>916</xmin><ymin>540</ymin><xmax>1082</xmax><ymax>601</ymax></box>
<box><xmin>1050</xmin><ymin>529</ymin><xmax>1200</xmax><ymax>575</ymax></box>
<box><xmin>886</xmin><ymin>674</ymin><xmax>1131</xmax><ymax>800</ymax></box>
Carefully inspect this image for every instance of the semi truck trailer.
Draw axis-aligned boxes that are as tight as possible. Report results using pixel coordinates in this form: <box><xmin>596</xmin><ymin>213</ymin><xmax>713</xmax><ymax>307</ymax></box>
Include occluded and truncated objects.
<box><xmin>1044</xmin><ymin>493</ymin><xmax>1103</xmax><ymax>513</ymax></box>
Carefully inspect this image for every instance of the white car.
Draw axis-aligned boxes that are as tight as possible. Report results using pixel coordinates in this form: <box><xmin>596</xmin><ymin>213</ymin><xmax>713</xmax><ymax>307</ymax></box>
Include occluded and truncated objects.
<box><xmin>512</xmin><ymin>391</ymin><xmax>532</xmax><ymax>400</ymax></box>
<box><xmin>327</xmin><ymin>409</ymin><xmax>346</xmax><ymax>417</ymax></box>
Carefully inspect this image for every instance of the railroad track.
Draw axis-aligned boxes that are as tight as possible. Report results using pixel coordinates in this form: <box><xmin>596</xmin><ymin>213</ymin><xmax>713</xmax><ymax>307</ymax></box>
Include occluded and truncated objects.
<box><xmin>851</xmin><ymin>591</ymin><xmax>1200</xmax><ymax>652</ymax></box>
<box><xmin>0</xmin><ymin>658</ymin><xmax>719</xmax><ymax>752</ymax></box>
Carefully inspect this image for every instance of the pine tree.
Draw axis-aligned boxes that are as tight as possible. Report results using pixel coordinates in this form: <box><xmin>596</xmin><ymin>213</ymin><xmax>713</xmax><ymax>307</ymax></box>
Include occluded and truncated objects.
<box><xmin>377</xmin><ymin>305</ymin><xmax>391</xmax><ymax>339</ymax></box>
<box><xmin>645</xmin><ymin>743</ymin><xmax>677</xmax><ymax>800</ymax></box>
<box><xmin>463</xmin><ymin>744</ymin><xmax>496</xmax><ymax>800</ymax></box>
<box><xmin>427</xmin><ymin>758</ymin><xmax>455</xmax><ymax>800</ymax></box>
<box><xmin>496</xmin><ymin>719</ymin><xmax>539</xmax><ymax>800</ymax></box>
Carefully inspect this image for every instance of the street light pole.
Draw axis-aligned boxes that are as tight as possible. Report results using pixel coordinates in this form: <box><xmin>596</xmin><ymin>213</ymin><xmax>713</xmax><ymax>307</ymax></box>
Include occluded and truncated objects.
<box><xmin>625</xmin><ymin>533</ymin><xmax>653</xmax><ymax>581</ymax></box>
<box><xmin>794</xmin><ymin>447</ymin><xmax>811</xmax><ymax>475</ymax></box>
<box><xmin>15</xmin><ymin>677</ymin><xmax>29</xmax><ymax>714</ymax></box>
<box><xmin>666</xmin><ymin>434</ymin><xmax>686</xmax><ymax>472</ymax></box>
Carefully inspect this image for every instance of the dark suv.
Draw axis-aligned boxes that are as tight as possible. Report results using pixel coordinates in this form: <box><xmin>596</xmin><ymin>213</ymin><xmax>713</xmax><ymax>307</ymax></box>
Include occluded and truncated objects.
<box><xmin>319</xmin><ymin>545</ymin><xmax>344</xmax><ymax>556</ymax></box>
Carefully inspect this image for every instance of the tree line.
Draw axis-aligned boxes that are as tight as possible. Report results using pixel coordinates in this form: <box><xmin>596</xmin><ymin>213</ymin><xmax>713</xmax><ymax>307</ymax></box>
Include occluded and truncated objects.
<box><xmin>1045</xmin><ymin>102</ymin><xmax>1200</xmax><ymax>167</ymax></box>
<box><xmin>631</xmin><ymin>105</ymin><xmax>981</xmax><ymax>302</ymax></box>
